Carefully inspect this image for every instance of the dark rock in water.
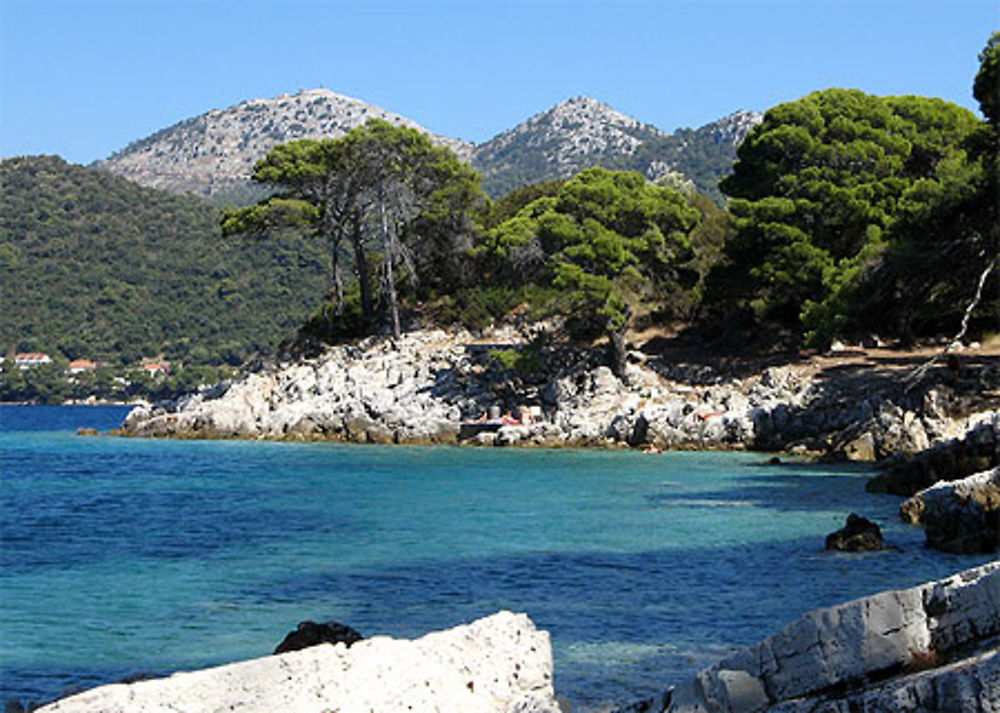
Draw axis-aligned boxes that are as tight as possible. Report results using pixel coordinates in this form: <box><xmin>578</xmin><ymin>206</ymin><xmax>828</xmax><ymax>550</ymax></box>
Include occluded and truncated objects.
<box><xmin>76</xmin><ymin>427</ymin><xmax>99</xmax><ymax>436</ymax></box>
<box><xmin>825</xmin><ymin>513</ymin><xmax>886</xmax><ymax>551</ymax></box>
<box><xmin>274</xmin><ymin>620</ymin><xmax>364</xmax><ymax>654</ymax></box>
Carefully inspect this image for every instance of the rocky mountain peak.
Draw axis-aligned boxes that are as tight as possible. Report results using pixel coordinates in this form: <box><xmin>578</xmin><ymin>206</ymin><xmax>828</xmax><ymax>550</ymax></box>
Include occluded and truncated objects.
<box><xmin>538</xmin><ymin>95</ymin><xmax>656</xmax><ymax>134</ymax></box>
<box><xmin>97</xmin><ymin>89</ymin><xmax>473</xmax><ymax>201</ymax></box>
<box><xmin>95</xmin><ymin>88</ymin><xmax>761</xmax><ymax>204</ymax></box>
<box><xmin>704</xmin><ymin>109</ymin><xmax>764</xmax><ymax>147</ymax></box>
<box><xmin>471</xmin><ymin>96</ymin><xmax>667</xmax><ymax>196</ymax></box>
<box><xmin>495</xmin><ymin>94</ymin><xmax>665</xmax><ymax>155</ymax></box>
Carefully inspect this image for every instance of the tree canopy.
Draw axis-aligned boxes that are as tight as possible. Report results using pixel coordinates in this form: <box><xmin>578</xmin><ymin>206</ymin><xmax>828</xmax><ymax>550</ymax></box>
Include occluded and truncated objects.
<box><xmin>974</xmin><ymin>32</ymin><xmax>1000</xmax><ymax>129</ymax></box>
<box><xmin>483</xmin><ymin>167</ymin><xmax>699</xmax><ymax>375</ymax></box>
<box><xmin>223</xmin><ymin>119</ymin><xmax>486</xmax><ymax>339</ymax></box>
<box><xmin>714</xmin><ymin>88</ymin><xmax>984</xmax><ymax>342</ymax></box>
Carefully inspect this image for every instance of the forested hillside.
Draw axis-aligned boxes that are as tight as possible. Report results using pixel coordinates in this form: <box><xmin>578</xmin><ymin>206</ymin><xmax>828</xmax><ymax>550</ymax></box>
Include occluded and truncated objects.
<box><xmin>0</xmin><ymin>156</ymin><xmax>329</xmax><ymax>366</ymax></box>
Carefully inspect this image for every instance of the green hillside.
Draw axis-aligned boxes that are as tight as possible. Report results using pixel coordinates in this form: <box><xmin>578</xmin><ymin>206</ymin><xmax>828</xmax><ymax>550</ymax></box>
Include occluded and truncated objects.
<box><xmin>0</xmin><ymin>156</ymin><xmax>329</xmax><ymax>366</ymax></box>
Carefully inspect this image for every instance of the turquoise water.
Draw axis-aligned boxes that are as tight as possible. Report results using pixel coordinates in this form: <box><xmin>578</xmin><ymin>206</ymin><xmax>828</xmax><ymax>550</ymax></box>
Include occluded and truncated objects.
<box><xmin>1</xmin><ymin>405</ymin><xmax>995</xmax><ymax>710</ymax></box>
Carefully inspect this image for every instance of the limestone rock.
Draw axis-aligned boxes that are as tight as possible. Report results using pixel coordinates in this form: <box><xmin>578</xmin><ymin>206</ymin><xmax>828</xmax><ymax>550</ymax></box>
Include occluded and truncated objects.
<box><xmin>901</xmin><ymin>466</ymin><xmax>1000</xmax><ymax>553</ymax></box>
<box><xmin>37</xmin><ymin>611</ymin><xmax>559</xmax><ymax>713</ymax></box>
<box><xmin>619</xmin><ymin>562</ymin><xmax>1000</xmax><ymax>713</ymax></box>
<box><xmin>116</xmin><ymin>327</ymin><xmax>1000</xmax><ymax>465</ymax></box>
<box><xmin>868</xmin><ymin>415</ymin><xmax>1000</xmax><ymax>496</ymax></box>
<box><xmin>843</xmin><ymin>431</ymin><xmax>877</xmax><ymax>461</ymax></box>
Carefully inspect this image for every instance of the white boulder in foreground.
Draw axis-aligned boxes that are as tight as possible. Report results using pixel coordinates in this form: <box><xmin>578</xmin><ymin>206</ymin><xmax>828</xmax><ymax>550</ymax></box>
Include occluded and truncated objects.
<box><xmin>37</xmin><ymin>611</ymin><xmax>559</xmax><ymax>713</ymax></box>
<box><xmin>626</xmin><ymin>561</ymin><xmax>1000</xmax><ymax>712</ymax></box>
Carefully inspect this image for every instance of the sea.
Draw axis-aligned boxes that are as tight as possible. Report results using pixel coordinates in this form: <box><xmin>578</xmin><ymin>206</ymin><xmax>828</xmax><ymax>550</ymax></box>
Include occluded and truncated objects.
<box><xmin>1</xmin><ymin>404</ymin><xmax>995</xmax><ymax>710</ymax></box>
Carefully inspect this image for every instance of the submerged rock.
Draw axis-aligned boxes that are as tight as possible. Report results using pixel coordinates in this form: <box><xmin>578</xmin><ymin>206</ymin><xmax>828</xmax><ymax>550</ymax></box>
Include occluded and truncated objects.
<box><xmin>824</xmin><ymin>513</ymin><xmax>887</xmax><ymax>551</ymax></box>
<box><xmin>36</xmin><ymin>611</ymin><xmax>559</xmax><ymax>713</ymax></box>
<box><xmin>273</xmin><ymin>620</ymin><xmax>364</xmax><ymax>654</ymax></box>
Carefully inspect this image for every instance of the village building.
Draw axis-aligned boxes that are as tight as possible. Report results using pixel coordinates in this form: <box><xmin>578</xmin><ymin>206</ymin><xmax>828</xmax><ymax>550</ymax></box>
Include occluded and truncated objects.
<box><xmin>68</xmin><ymin>359</ymin><xmax>100</xmax><ymax>374</ymax></box>
<box><xmin>14</xmin><ymin>353</ymin><xmax>53</xmax><ymax>369</ymax></box>
<box><xmin>142</xmin><ymin>362</ymin><xmax>170</xmax><ymax>377</ymax></box>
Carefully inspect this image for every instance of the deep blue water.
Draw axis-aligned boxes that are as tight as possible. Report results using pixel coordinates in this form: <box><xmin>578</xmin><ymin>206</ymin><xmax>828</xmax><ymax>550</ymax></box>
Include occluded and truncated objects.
<box><xmin>1</xmin><ymin>404</ymin><xmax>995</xmax><ymax>710</ymax></box>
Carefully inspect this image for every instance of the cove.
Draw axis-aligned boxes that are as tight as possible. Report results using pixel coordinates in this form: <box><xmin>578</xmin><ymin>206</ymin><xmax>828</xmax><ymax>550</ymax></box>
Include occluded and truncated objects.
<box><xmin>1</xmin><ymin>405</ymin><xmax>994</xmax><ymax>710</ymax></box>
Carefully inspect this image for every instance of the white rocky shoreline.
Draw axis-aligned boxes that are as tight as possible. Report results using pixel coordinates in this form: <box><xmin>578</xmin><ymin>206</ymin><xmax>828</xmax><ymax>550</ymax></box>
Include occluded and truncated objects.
<box><xmin>115</xmin><ymin>327</ymin><xmax>999</xmax><ymax>465</ymax></box>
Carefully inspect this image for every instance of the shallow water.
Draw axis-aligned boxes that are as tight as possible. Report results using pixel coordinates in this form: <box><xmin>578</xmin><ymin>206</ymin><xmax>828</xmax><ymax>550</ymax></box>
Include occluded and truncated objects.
<box><xmin>1</xmin><ymin>405</ymin><xmax>993</xmax><ymax>710</ymax></box>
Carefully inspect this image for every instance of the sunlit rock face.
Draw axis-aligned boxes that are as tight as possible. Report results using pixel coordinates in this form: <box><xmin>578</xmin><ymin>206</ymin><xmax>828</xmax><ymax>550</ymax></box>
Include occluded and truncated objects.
<box><xmin>37</xmin><ymin>611</ymin><xmax>559</xmax><ymax>713</ymax></box>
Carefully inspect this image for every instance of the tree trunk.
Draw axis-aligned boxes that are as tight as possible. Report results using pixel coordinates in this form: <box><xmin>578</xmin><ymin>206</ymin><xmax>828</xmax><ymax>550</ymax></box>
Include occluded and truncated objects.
<box><xmin>331</xmin><ymin>259</ymin><xmax>344</xmax><ymax>315</ymax></box>
<box><xmin>321</xmin><ymin>206</ymin><xmax>345</xmax><ymax>315</ymax></box>
<box><xmin>607</xmin><ymin>305</ymin><xmax>632</xmax><ymax>380</ymax></box>
<box><xmin>377</xmin><ymin>166</ymin><xmax>401</xmax><ymax>339</ymax></box>
<box><xmin>351</xmin><ymin>210</ymin><xmax>373</xmax><ymax>320</ymax></box>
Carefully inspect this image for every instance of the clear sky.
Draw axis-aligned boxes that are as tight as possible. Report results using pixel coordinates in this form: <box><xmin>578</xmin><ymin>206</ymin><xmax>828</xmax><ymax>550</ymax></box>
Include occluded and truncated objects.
<box><xmin>1</xmin><ymin>0</ymin><xmax>996</xmax><ymax>165</ymax></box>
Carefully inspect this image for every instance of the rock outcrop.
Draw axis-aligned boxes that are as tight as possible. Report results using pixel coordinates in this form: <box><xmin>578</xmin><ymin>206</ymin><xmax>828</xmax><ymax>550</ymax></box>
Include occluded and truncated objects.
<box><xmin>36</xmin><ymin>611</ymin><xmax>559</xmax><ymax>713</ymax></box>
<box><xmin>824</xmin><ymin>513</ymin><xmax>887</xmax><ymax>552</ymax></box>
<box><xmin>116</xmin><ymin>329</ymin><xmax>999</xmax><ymax>465</ymax></box>
<box><xmin>900</xmin><ymin>466</ymin><xmax>1000</xmax><ymax>553</ymax></box>
<box><xmin>869</xmin><ymin>415</ymin><xmax>1000</xmax><ymax>496</ymax></box>
<box><xmin>620</xmin><ymin>562</ymin><xmax>1000</xmax><ymax>712</ymax></box>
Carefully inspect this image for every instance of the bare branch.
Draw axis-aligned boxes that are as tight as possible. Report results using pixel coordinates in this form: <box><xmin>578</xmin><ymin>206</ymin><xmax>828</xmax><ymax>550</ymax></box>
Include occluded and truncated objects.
<box><xmin>905</xmin><ymin>256</ymin><xmax>996</xmax><ymax>389</ymax></box>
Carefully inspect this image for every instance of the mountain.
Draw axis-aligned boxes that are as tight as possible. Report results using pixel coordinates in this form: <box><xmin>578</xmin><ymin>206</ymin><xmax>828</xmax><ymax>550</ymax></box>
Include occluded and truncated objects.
<box><xmin>472</xmin><ymin>100</ymin><xmax>762</xmax><ymax>200</ymax></box>
<box><xmin>470</xmin><ymin>96</ymin><xmax>667</xmax><ymax>197</ymax></box>
<box><xmin>625</xmin><ymin>110</ymin><xmax>764</xmax><ymax>203</ymax></box>
<box><xmin>98</xmin><ymin>89</ymin><xmax>762</xmax><ymax>204</ymax></box>
<box><xmin>97</xmin><ymin>89</ymin><xmax>474</xmax><ymax>203</ymax></box>
<box><xmin>0</xmin><ymin>155</ymin><xmax>329</xmax><ymax>365</ymax></box>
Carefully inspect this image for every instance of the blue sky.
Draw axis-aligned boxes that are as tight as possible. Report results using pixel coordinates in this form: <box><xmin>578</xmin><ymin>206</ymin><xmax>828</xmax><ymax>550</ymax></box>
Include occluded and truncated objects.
<box><xmin>1</xmin><ymin>0</ymin><xmax>996</xmax><ymax>165</ymax></box>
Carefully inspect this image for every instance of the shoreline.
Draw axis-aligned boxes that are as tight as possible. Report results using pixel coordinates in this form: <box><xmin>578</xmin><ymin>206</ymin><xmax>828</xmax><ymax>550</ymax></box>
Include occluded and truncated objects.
<box><xmin>113</xmin><ymin>327</ymin><xmax>999</xmax><ymax>463</ymax></box>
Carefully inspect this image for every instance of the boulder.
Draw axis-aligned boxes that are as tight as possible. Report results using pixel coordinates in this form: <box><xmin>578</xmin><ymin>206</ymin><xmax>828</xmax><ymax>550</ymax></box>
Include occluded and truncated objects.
<box><xmin>843</xmin><ymin>431</ymin><xmax>876</xmax><ymax>461</ymax></box>
<box><xmin>824</xmin><ymin>513</ymin><xmax>887</xmax><ymax>552</ymax></box>
<box><xmin>273</xmin><ymin>620</ymin><xmax>363</xmax><ymax>654</ymax></box>
<box><xmin>37</xmin><ymin>611</ymin><xmax>559</xmax><ymax>713</ymax></box>
<box><xmin>901</xmin><ymin>466</ymin><xmax>1000</xmax><ymax>553</ymax></box>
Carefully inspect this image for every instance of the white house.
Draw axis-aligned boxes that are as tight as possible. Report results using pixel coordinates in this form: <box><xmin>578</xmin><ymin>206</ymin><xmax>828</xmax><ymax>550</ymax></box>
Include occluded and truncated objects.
<box><xmin>15</xmin><ymin>353</ymin><xmax>53</xmax><ymax>369</ymax></box>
